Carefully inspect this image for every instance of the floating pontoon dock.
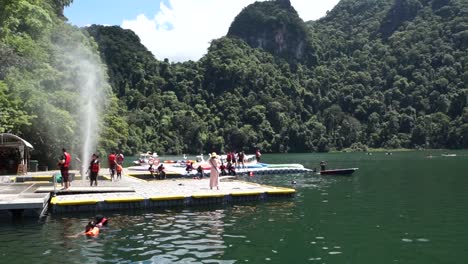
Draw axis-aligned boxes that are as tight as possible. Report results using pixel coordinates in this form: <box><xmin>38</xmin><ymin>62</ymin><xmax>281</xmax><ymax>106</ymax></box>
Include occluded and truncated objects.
<box><xmin>0</xmin><ymin>169</ymin><xmax>297</xmax><ymax>217</ymax></box>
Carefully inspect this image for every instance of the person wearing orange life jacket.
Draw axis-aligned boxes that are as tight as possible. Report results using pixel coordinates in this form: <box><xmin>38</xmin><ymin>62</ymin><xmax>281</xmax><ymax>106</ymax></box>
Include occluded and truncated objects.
<box><xmin>88</xmin><ymin>154</ymin><xmax>100</xmax><ymax>186</ymax></box>
<box><xmin>58</xmin><ymin>148</ymin><xmax>71</xmax><ymax>190</ymax></box>
<box><xmin>116</xmin><ymin>163</ymin><xmax>123</xmax><ymax>181</ymax></box>
<box><xmin>84</xmin><ymin>221</ymin><xmax>100</xmax><ymax>236</ymax></box>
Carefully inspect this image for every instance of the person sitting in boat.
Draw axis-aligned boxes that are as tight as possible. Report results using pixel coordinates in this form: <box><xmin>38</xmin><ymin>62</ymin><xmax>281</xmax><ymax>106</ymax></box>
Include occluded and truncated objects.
<box><xmin>157</xmin><ymin>163</ymin><xmax>166</xmax><ymax>180</ymax></box>
<box><xmin>227</xmin><ymin>161</ymin><xmax>236</xmax><ymax>176</ymax></box>
<box><xmin>148</xmin><ymin>164</ymin><xmax>155</xmax><ymax>178</ymax></box>
<box><xmin>196</xmin><ymin>165</ymin><xmax>203</xmax><ymax>179</ymax></box>
<box><xmin>320</xmin><ymin>161</ymin><xmax>327</xmax><ymax>171</ymax></box>
<box><xmin>185</xmin><ymin>162</ymin><xmax>193</xmax><ymax>174</ymax></box>
<box><xmin>220</xmin><ymin>161</ymin><xmax>227</xmax><ymax>176</ymax></box>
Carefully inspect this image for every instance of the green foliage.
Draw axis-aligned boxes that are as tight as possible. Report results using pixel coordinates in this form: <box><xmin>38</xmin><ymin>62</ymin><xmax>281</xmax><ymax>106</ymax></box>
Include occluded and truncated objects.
<box><xmin>2</xmin><ymin>0</ymin><xmax>468</xmax><ymax>161</ymax></box>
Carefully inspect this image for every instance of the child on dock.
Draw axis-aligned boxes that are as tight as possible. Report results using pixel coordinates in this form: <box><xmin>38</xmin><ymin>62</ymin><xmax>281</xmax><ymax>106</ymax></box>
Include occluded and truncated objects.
<box><xmin>116</xmin><ymin>163</ymin><xmax>123</xmax><ymax>181</ymax></box>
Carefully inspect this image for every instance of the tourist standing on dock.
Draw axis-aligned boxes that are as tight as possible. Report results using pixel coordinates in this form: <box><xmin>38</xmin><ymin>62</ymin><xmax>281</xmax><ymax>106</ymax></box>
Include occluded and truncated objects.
<box><xmin>89</xmin><ymin>154</ymin><xmax>100</xmax><ymax>186</ymax></box>
<box><xmin>59</xmin><ymin>148</ymin><xmax>71</xmax><ymax>190</ymax></box>
<box><xmin>238</xmin><ymin>151</ymin><xmax>245</xmax><ymax>169</ymax></box>
<box><xmin>209</xmin><ymin>152</ymin><xmax>220</xmax><ymax>190</ymax></box>
<box><xmin>116</xmin><ymin>151</ymin><xmax>124</xmax><ymax>165</ymax></box>
<box><xmin>255</xmin><ymin>149</ymin><xmax>261</xmax><ymax>162</ymax></box>
<box><xmin>108</xmin><ymin>151</ymin><xmax>116</xmax><ymax>181</ymax></box>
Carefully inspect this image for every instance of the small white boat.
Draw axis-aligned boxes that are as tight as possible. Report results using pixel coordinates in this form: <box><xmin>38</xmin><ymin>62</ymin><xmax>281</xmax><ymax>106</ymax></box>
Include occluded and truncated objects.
<box><xmin>133</xmin><ymin>152</ymin><xmax>159</xmax><ymax>165</ymax></box>
<box><xmin>441</xmin><ymin>154</ymin><xmax>457</xmax><ymax>157</ymax></box>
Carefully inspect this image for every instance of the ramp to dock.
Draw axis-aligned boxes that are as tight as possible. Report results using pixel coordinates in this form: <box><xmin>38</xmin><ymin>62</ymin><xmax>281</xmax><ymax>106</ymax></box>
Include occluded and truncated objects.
<box><xmin>0</xmin><ymin>183</ymin><xmax>50</xmax><ymax>217</ymax></box>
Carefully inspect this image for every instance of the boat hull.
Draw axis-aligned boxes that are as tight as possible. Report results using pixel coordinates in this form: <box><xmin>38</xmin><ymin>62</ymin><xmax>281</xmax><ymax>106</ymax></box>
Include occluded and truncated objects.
<box><xmin>320</xmin><ymin>168</ymin><xmax>358</xmax><ymax>176</ymax></box>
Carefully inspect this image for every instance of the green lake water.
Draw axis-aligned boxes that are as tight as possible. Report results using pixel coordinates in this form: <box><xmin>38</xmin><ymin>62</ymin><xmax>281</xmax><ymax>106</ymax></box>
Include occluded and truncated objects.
<box><xmin>1</xmin><ymin>151</ymin><xmax>468</xmax><ymax>263</ymax></box>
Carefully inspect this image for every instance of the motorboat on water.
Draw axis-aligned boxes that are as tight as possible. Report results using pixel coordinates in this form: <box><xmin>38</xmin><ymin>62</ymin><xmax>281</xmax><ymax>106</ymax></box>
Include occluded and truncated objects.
<box><xmin>133</xmin><ymin>152</ymin><xmax>159</xmax><ymax>165</ymax></box>
<box><xmin>127</xmin><ymin>153</ymin><xmax>312</xmax><ymax>179</ymax></box>
<box><xmin>441</xmin><ymin>154</ymin><xmax>456</xmax><ymax>157</ymax></box>
<box><xmin>320</xmin><ymin>168</ymin><xmax>358</xmax><ymax>176</ymax></box>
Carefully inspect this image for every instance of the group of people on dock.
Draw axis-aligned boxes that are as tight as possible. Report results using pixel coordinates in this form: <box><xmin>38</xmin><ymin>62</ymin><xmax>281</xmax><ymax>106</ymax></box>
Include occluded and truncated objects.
<box><xmin>58</xmin><ymin>149</ymin><xmax>125</xmax><ymax>188</ymax></box>
<box><xmin>58</xmin><ymin>148</ymin><xmax>261</xmax><ymax>191</ymax></box>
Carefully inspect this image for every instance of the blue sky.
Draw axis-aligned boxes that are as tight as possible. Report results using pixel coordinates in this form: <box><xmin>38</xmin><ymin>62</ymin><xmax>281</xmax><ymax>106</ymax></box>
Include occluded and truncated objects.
<box><xmin>65</xmin><ymin>0</ymin><xmax>169</xmax><ymax>27</ymax></box>
<box><xmin>65</xmin><ymin>0</ymin><xmax>339</xmax><ymax>62</ymax></box>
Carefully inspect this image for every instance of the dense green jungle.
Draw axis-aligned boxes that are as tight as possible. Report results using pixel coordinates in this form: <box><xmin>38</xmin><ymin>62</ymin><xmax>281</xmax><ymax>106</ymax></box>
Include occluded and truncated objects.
<box><xmin>1</xmin><ymin>0</ymin><xmax>467</xmax><ymax>166</ymax></box>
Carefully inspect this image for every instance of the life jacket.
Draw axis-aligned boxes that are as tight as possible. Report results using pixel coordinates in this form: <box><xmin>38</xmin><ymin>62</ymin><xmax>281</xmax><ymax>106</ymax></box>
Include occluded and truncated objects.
<box><xmin>85</xmin><ymin>227</ymin><xmax>99</xmax><ymax>236</ymax></box>
<box><xmin>63</xmin><ymin>152</ymin><xmax>71</xmax><ymax>168</ymax></box>
<box><xmin>91</xmin><ymin>160</ymin><xmax>100</xmax><ymax>173</ymax></box>
<box><xmin>226</xmin><ymin>153</ymin><xmax>232</xmax><ymax>162</ymax></box>
<box><xmin>116</xmin><ymin>164</ymin><xmax>122</xmax><ymax>172</ymax></box>
<box><xmin>108</xmin><ymin>154</ymin><xmax>116</xmax><ymax>166</ymax></box>
<box><xmin>96</xmin><ymin>217</ymin><xmax>108</xmax><ymax>227</ymax></box>
<box><xmin>116</xmin><ymin>154</ymin><xmax>124</xmax><ymax>163</ymax></box>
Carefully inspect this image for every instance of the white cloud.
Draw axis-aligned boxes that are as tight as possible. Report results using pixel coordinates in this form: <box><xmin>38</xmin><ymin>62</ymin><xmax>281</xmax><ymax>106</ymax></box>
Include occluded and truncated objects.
<box><xmin>122</xmin><ymin>0</ymin><xmax>339</xmax><ymax>62</ymax></box>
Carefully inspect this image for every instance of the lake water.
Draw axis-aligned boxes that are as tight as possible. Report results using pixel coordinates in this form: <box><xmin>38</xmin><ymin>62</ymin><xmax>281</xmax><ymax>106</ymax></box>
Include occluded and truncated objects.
<box><xmin>1</xmin><ymin>151</ymin><xmax>468</xmax><ymax>263</ymax></box>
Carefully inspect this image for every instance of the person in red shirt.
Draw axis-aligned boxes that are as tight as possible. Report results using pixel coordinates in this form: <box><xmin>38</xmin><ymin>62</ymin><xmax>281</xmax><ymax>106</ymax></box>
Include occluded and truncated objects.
<box><xmin>58</xmin><ymin>148</ymin><xmax>71</xmax><ymax>190</ymax></box>
<box><xmin>108</xmin><ymin>151</ymin><xmax>116</xmax><ymax>181</ymax></box>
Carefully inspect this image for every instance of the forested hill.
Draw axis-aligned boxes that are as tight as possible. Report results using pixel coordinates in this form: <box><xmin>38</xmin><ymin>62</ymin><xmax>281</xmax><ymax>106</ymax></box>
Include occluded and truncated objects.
<box><xmin>87</xmin><ymin>0</ymin><xmax>468</xmax><ymax>154</ymax></box>
<box><xmin>1</xmin><ymin>0</ymin><xmax>468</xmax><ymax>164</ymax></box>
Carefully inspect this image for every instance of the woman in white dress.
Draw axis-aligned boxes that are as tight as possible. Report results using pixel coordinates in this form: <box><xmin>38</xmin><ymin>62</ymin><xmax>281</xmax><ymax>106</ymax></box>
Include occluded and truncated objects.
<box><xmin>209</xmin><ymin>152</ymin><xmax>220</xmax><ymax>190</ymax></box>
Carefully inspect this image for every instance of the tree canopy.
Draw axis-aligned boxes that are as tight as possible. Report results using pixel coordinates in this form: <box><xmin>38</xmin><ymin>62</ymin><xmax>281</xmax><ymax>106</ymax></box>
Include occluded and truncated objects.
<box><xmin>1</xmin><ymin>0</ymin><xmax>467</xmax><ymax>165</ymax></box>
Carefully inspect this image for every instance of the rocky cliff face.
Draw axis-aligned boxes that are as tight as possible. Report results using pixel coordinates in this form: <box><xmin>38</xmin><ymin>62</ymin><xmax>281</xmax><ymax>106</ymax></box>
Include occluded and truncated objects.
<box><xmin>227</xmin><ymin>0</ymin><xmax>317</xmax><ymax>65</ymax></box>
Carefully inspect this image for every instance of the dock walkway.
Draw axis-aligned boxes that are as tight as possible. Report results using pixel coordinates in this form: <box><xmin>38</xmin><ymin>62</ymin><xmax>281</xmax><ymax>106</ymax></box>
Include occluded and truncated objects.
<box><xmin>48</xmin><ymin>171</ymin><xmax>295</xmax><ymax>213</ymax></box>
<box><xmin>1</xmin><ymin>168</ymin><xmax>296</xmax><ymax>216</ymax></box>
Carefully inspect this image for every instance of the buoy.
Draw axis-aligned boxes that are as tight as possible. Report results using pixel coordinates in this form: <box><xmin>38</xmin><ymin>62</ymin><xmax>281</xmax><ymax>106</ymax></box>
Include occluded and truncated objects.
<box><xmin>249</xmin><ymin>171</ymin><xmax>254</xmax><ymax>177</ymax></box>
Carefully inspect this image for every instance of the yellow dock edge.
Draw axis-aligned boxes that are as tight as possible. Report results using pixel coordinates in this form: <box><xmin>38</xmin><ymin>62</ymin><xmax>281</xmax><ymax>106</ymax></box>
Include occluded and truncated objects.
<box><xmin>266</xmin><ymin>188</ymin><xmax>296</xmax><ymax>195</ymax></box>
<box><xmin>231</xmin><ymin>191</ymin><xmax>264</xmax><ymax>196</ymax></box>
<box><xmin>125</xmin><ymin>174</ymin><xmax>148</xmax><ymax>182</ymax></box>
<box><xmin>31</xmin><ymin>175</ymin><xmax>53</xmax><ymax>179</ymax></box>
<box><xmin>23</xmin><ymin>181</ymin><xmax>51</xmax><ymax>184</ymax></box>
<box><xmin>51</xmin><ymin>197</ymin><xmax>99</xmax><ymax>206</ymax></box>
<box><xmin>104</xmin><ymin>197</ymin><xmax>145</xmax><ymax>203</ymax></box>
<box><xmin>149</xmin><ymin>195</ymin><xmax>186</xmax><ymax>201</ymax></box>
<box><xmin>192</xmin><ymin>193</ymin><xmax>225</xmax><ymax>198</ymax></box>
